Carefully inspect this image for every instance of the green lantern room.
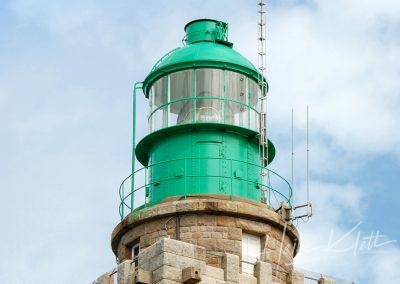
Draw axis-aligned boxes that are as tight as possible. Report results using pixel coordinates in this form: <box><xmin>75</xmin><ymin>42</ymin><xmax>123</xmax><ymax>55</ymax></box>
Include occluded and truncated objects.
<box><xmin>134</xmin><ymin>19</ymin><xmax>278</xmax><ymax>206</ymax></box>
<box><xmin>118</xmin><ymin>18</ymin><xmax>294</xmax><ymax>219</ymax></box>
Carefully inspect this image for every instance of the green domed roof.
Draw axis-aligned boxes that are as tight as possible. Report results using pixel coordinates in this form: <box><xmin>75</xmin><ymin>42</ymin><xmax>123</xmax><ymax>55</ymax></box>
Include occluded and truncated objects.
<box><xmin>142</xmin><ymin>19</ymin><xmax>265</xmax><ymax>96</ymax></box>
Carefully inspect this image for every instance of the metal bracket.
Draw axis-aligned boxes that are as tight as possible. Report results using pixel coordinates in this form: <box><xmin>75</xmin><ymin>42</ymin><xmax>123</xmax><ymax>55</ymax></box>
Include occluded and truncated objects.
<box><xmin>293</xmin><ymin>202</ymin><xmax>313</xmax><ymax>221</ymax></box>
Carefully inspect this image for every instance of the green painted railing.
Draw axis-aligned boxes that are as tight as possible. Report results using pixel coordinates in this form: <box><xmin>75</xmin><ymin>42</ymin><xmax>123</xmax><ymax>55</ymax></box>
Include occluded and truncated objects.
<box><xmin>118</xmin><ymin>157</ymin><xmax>292</xmax><ymax>220</ymax></box>
<box><xmin>151</xmin><ymin>47</ymin><xmax>181</xmax><ymax>72</ymax></box>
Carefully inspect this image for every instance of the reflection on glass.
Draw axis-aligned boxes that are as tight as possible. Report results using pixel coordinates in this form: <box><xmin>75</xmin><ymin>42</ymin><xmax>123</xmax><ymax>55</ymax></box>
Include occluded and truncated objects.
<box><xmin>196</xmin><ymin>69</ymin><xmax>223</xmax><ymax>98</ymax></box>
<box><xmin>148</xmin><ymin>69</ymin><xmax>261</xmax><ymax>132</ymax></box>
<box><xmin>151</xmin><ymin>77</ymin><xmax>167</xmax><ymax>112</ymax></box>
<box><xmin>177</xmin><ymin>97</ymin><xmax>222</xmax><ymax>124</ymax></box>
<box><xmin>248</xmin><ymin>79</ymin><xmax>260</xmax><ymax>107</ymax></box>
<box><xmin>170</xmin><ymin>70</ymin><xmax>193</xmax><ymax>114</ymax></box>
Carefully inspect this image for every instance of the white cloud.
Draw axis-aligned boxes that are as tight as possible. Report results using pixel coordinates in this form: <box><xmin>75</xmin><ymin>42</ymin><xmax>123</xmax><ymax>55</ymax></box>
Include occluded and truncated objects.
<box><xmin>1</xmin><ymin>1</ymin><xmax>399</xmax><ymax>284</ymax></box>
<box><xmin>294</xmin><ymin>180</ymin><xmax>399</xmax><ymax>283</ymax></box>
<box><xmin>368</xmin><ymin>246</ymin><xmax>400</xmax><ymax>282</ymax></box>
<box><xmin>265</xmin><ymin>1</ymin><xmax>400</xmax><ymax>158</ymax></box>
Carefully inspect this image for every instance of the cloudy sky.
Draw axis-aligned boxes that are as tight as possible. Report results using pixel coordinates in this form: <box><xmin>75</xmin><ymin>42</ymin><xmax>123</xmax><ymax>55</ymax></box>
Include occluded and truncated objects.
<box><xmin>1</xmin><ymin>0</ymin><xmax>399</xmax><ymax>283</ymax></box>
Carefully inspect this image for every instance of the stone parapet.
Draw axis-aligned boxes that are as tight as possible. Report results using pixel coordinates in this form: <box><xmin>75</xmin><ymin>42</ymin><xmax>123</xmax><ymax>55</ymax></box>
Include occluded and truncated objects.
<box><xmin>286</xmin><ymin>270</ymin><xmax>304</xmax><ymax>284</ymax></box>
<box><xmin>318</xmin><ymin>278</ymin><xmax>336</xmax><ymax>284</ymax></box>
<box><xmin>94</xmin><ymin>238</ymin><xmax>308</xmax><ymax>284</ymax></box>
<box><xmin>111</xmin><ymin>197</ymin><xmax>300</xmax><ymax>277</ymax></box>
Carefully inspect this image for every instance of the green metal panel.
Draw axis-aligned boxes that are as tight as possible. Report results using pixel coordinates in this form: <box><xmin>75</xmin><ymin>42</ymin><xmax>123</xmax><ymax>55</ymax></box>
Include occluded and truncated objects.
<box><xmin>143</xmin><ymin>43</ymin><xmax>263</xmax><ymax>96</ymax></box>
<box><xmin>136</xmin><ymin>123</ymin><xmax>274</xmax><ymax>204</ymax></box>
<box><xmin>184</xmin><ymin>19</ymin><xmax>231</xmax><ymax>45</ymax></box>
<box><xmin>136</xmin><ymin>123</ymin><xmax>275</xmax><ymax>166</ymax></box>
<box><xmin>142</xmin><ymin>19</ymin><xmax>268</xmax><ymax>97</ymax></box>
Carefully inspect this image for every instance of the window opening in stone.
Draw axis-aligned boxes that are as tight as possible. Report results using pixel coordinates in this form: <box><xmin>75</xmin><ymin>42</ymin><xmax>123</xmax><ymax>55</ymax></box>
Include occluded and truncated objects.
<box><xmin>131</xmin><ymin>242</ymin><xmax>140</xmax><ymax>268</ymax></box>
<box><xmin>242</xmin><ymin>233</ymin><xmax>261</xmax><ymax>275</ymax></box>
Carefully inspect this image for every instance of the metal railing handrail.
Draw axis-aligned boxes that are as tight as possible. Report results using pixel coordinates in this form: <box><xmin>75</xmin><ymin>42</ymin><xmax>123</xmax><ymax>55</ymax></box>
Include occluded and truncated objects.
<box><xmin>118</xmin><ymin>156</ymin><xmax>293</xmax><ymax>219</ymax></box>
<box><xmin>150</xmin><ymin>47</ymin><xmax>181</xmax><ymax>72</ymax></box>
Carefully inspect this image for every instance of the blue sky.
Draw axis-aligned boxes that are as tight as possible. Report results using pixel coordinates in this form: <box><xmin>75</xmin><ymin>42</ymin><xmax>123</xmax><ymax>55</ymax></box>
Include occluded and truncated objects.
<box><xmin>1</xmin><ymin>0</ymin><xmax>399</xmax><ymax>283</ymax></box>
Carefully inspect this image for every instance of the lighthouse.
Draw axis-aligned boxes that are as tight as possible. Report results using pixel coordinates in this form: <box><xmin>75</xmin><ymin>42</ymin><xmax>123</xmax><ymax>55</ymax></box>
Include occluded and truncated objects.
<box><xmin>105</xmin><ymin>19</ymin><xmax>307</xmax><ymax>284</ymax></box>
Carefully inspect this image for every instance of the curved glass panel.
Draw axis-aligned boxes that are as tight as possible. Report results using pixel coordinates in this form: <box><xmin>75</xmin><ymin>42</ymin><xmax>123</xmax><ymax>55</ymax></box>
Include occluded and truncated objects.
<box><xmin>149</xmin><ymin>77</ymin><xmax>167</xmax><ymax>132</ymax></box>
<box><xmin>248</xmin><ymin>78</ymin><xmax>260</xmax><ymax>107</ymax></box>
<box><xmin>249</xmin><ymin>79</ymin><xmax>261</xmax><ymax>130</ymax></box>
<box><xmin>170</xmin><ymin>70</ymin><xmax>193</xmax><ymax>125</ymax></box>
<box><xmin>177</xmin><ymin>69</ymin><xmax>224</xmax><ymax>124</ymax></box>
<box><xmin>148</xmin><ymin>69</ymin><xmax>261</xmax><ymax>132</ymax></box>
<box><xmin>226</xmin><ymin>71</ymin><xmax>247</xmax><ymax>127</ymax></box>
<box><xmin>196</xmin><ymin>69</ymin><xmax>223</xmax><ymax>97</ymax></box>
<box><xmin>150</xmin><ymin>77</ymin><xmax>167</xmax><ymax>111</ymax></box>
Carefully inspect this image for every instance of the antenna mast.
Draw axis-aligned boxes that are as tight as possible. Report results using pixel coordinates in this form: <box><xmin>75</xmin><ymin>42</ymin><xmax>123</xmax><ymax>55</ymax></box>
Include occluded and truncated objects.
<box><xmin>258</xmin><ymin>0</ymin><xmax>269</xmax><ymax>202</ymax></box>
<box><xmin>293</xmin><ymin>107</ymin><xmax>313</xmax><ymax>221</ymax></box>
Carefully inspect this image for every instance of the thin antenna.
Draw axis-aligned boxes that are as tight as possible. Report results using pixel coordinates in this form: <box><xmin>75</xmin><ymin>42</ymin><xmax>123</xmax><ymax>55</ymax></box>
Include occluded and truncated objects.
<box><xmin>291</xmin><ymin>108</ymin><xmax>294</xmax><ymax>206</ymax></box>
<box><xmin>257</xmin><ymin>0</ymin><xmax>267</xmax><ymax>92</ymax></box>
<box><xmin>292</xmin><ymin>106</ymin><xmax>312</xmax><ymax>221</ymax></box>
<box><xmin>306</xmin><ymin>105</ymin><xmax>310</xmax><ymax>203</ymax></box>
<box><xmin>258</xmin><ymin>0</ymin><xmax>268</xmax><ymax>202</ymax></box>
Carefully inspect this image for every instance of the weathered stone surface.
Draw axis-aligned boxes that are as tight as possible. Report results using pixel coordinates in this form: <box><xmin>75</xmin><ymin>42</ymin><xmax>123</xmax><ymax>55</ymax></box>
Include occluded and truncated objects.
<box><xmin>200</xmin><ymin>275</ymin><xmax>219</xmax><ymax>284</ymax></box>
<box><xmin>236</xmin><ymin>202</ymin><xmax>260</xmax><ymax>217</ymax></box>
<box><xmin>197</xmin><ymin>215</ymin><xmax>216</xmax><ymax>226</ymax></box>
<box><xmin>117</xmin><ymin>243</ymin><xmax>131</xmax><ymax>262</ymax></box>
<box><xmin>222</xmin><ymin>253</ymin><xmax>239</xmax><ymax>283</ymax></box>
<box><xmin>254</xmin><ymin>261</ymin><xmax>272</xmax><ymax>284</ymax></box>
<box><xmin>180</xmin><ymin>215</ymin><xmax>197</xmax><ymax>227</ymax></box>
<box><xmin>140</xmin><ymin>233</ymin><xmax>153</xmax><ymax>249</ymax></box>
<box><xmin>227</xmin><ymin>228</ymin><xmax>242</xmax><ymax>241</ymax></box>
<box><xmin>239</xmin><ymin>273</ymin><xmax>257</xmax><ymax>284</ymax></box>
<box><xmin>318</xmin><ymin>277</ymin><xmax>336</xmax><ymax>284</ymax></box>
<box><xmin>182</xmin><ymin>267</ymin><xmax>202</xmax><ymax>283</ymax></box>
<box><xmin>96</xmin><ymin>272</ymin><xmax>114</xmax><ymax>284</ymax></box>
<box><xmin>286</xmin><ymin>270</ymin><xmax>304</xmax><ymax>284</ymax></box>
<box><xmin>206</xmin><ymin>256</ymin><xmax>220</xmax><ymax>267</ymax></box>
<box><xmin>139</xmin><ymin>206</ymin><xmax>158</xmax><ymax>220</ymax></box>
<box><xmin>154</xmin><ymin>280</ymin><xmax>181</xmax><ymax>284</ymax></box>
<box><xmin>145</xmin><ymin>217</ymin><xmax>167</xmax><ymax>234</ymax></box>
<box><xmin>205</xmin><ymin>266</ymin><xmax>224</xmax><ymax>280</ymax></box>
<box><xmin>197</xmin><ymin>238</ymin><xmax>216</xmax><ymax>251</ymax></box>
<box><xmin>134</xmin><ymin>268</ymin><xmax>152</xmax><ymax>284</ymax></box>
<box><xmin>216</xmin><ymin>239</ymin><xmax>237</xmax><ymax>254</ymax></box>
<box><xmin>153</xmin><ymin>265</ymin><xmax>182</xmax><ymax>283</ymax></box>
<box><xmin>121</xmin><ymin>223</ymin><xmax>145</xmax><ymax>245</ymax></box>
<box><xmin>144</xmin><ymin>252</ymin><xmax>207</xmax><ymax>272</ymax></box>
<box><xmin>117</xmin><ymin>260</ymin><xmax>134</xmax><ymax>284</ymax></box>
<box><xmin>216</xmin><ymin>216</ymin><xmax>236</xmax><ymax>227</ymax></box>
<box><xmin>159</xmin><ymin>203</ymin><xmax>177</xmax><ymax>214</ymax></box>
<box><xmin>111</xmin><ymin>198</ymin><xmax>301</xmax><ymax>284</ymax></box>
<box><xmin>236</xmin><ymin>219</ymin><xmax>267</xmax><ymax>234</ymax></box>
<box><xmin>97</xmin><ymin>237</ymin><xmax>311</xmax><ymax>284</ymax></box>
<box><xmin>176</xmin><ymin>201</ymin><xmax>198</xmax><ymax>212</ymax></box>
<box><xmin>214</xmin><ymin>201</ymin><xmax>238</xmax><ymax>213</ymax></box>
<box><xmin>140</xmin><ymin>238</ymin><xmax>206</xmax><ymax>265</ymax></box>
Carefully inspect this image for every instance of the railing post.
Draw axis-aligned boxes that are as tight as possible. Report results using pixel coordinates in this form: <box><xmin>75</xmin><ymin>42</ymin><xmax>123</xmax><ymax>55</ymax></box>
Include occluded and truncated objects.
<box><xmin>121</xmin><ymin>184</ymin><xmax>125</xmax><ymax>219</ymax></box>
<box><xmin>131</xmin><ymin>82</ymin><xmax>143</xmax><ymax>213</ymax></box>
<box><xmin>267</xmin><ymin>169</ymin><xmax>271</xmax><ymax>206</ymax></box>
<box><xmin>145</xmin><ymin>167</ymin><xmax>148</xmax><ymax>207</ymax></box>
<box><xmin>184</xmin><ymin>157</ymin><xmax>187</xmax><ymax>200</ymax></box>
<box><xmin>230</xmin><ymin>158</ymin><xmax>233</xmax><ymax>201</ymax></box>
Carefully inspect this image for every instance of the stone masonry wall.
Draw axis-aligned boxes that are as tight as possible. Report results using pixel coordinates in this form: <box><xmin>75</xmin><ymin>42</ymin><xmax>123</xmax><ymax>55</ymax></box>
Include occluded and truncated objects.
<box><xmin>95</xmin><ymin>238</ymin><xmax>307</xmax><ymax>284</ymax></box>
<box><xmin>112</xmin><ymin>198</ymin><xmax>300</xmax><ymax>283</ymax></box>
